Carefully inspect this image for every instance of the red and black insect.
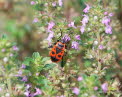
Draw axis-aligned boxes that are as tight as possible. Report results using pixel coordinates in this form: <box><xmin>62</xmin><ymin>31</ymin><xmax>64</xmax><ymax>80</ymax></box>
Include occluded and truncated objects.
<box><xmin>49</xmin><ymin>40</ymin><xmax>66</xmax><ymax>63</ymax></box>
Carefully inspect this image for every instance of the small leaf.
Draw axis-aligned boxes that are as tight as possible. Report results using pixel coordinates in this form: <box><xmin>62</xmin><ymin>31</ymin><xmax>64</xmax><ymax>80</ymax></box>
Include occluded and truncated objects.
<box><xmin>23</xmin><ymin>57</ymin><xmax>33</xmax><ymax>66</ymax></box>
<box><xmin>43</xmin><ymin>63</ymin><xmax>56</xmax><ymax>70</ymax></box>
<box><xmin>32</xmin><ymin>52</ymin><xmax>41</xmax><ymax>60</ymax></box>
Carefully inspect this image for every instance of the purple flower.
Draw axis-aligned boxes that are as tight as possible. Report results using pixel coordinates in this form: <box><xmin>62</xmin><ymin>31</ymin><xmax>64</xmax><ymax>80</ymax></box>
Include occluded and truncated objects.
<box><xmin>72</xmin><ymin>41</ymin><xmax>79</xmax><ymax>50</ymax></box>
<box><xmin>81</xmin><ymin>15</ymin><xmax>89</xmax><ymax>25</ymax></box>
<box><xmin>104</xmin><ymin>12</ymin><xmax>108</xmax><ymax>15</ymax></box>
<box><xmin>68</xmin><ymin>21</ymin><xmax>76</xmax><ymax>28</ymax></box>
<box><xmin>30</xmin><ymin>1</ymin><xmax>35</xmax><ymax>5</ymax></box>
<box><xmin>105</xmin><ymin>25</ymin><xmax>112</xmax><ymax>34</ymax></box>
<box><xmin>98</xmin><ymin>45</ymin><xmax>104</xmax><ymax>50</ymax></box>
<box><xmin>13</xmin><ymin>46</ymin><xmax>19</xmax><ymax>51</ymax></box>
<box><xmin>10</xmin><ymin>53</ymin><xmax>13</xmax><ymax>57</ymax></box>
<box><xmin>47</xmin><ymin>21</ymin><xmax>55</xmax><ymax>32</ymax></box>
<box><xmin>24</xmin><ymin>90</ymin><xmax>30</xmax><ymax>97</ymax></box>
<box><xmin>75</xmin><ymin>35</ymin><xmax>81</xmax><ymax>40</ymax></box>
<box><xmin>36</xmin><ymin>73</ymin><xmax>39</xmax><ymax>76</ymax></box>
<box><xmin>109</xmin><ymin>13</ymin><xmax>114</xmax><ymax>17</ymax></box>
<box><xmin>21</xmin><ymin>64</ymin><xmax>26</xmax><ymax>69</ymax></box>
<box><xmin>77</xmin><ymin>76</ymin><xmax>83</xmax><ymax>81</ymax></box>
<box><xmin>47</xmin><ymin>32</ymin><xmax>54</xmax><ymax>42</ymax></box>
<box><xmin>94</xmin><ymin>86</ymin><xmax>98</xmax><ymax>91</ymax></box>
<box><xmin>22</xmin><ymin>76</ymin><xmax>28</xmax><ymax>82</ymax></box>
<box><xmin>58</xmin><ymin>0</ymin><xmax>63</xmax><ymax>6</ymax></box>
<box><xmin>83</xmin><ymin>4</ymin><xmax>90</xmax><ymax>13</ymax></box>
<box><xmin>52</xmin><ymin>2</ymin><xmax>56</xmax><ymax>7</ymax></box>
<box><xmin>62</xmin><ymin>34</ymin><xmax>71</xmax><ymax>42</ymax></box>
<box><xmin>1</xmin><ymin>48</ymin><xmax>5</xmax><ymax>52</ymax></box>
<box><xmin>33</xmin><ymin>18</ymin><xmax>39</xmax><ymax>23</ymax></box>
<box><xmin>72</xmin><ymin>87</ymin><xmax>80</xmax><ymax>95</ymax></box>
<box><xmin>0</xmin><ymin>88</ymin><xmax>2</xmax><ymax>92</ymax></box>
<box><xmin>101</xmin><ymin>83</ymin><xmax>108</xmax><ymax>93</ymax></box>
<box><xmin>80</xmin><ymin>26</ymin><xmax>85</xmax><ymax>34</ymax></box>
<box><xmin>26</xmin><ymin>84</ymin><xmax>31</xmax><ymax>90</ymax></box>
<box><xmin>102</xmin><ymin>16</ymin><xmax>110</xmax><ymax>26</ymax></box>
<box><xmin>18</xmin><ymin>70</ymin><xmax>22</xmax><ymax>75</ymax></box>
<box><xmin>34</xmin><ymin>88</ymin><xmax>42</xmax><ymax>96</ymax></box>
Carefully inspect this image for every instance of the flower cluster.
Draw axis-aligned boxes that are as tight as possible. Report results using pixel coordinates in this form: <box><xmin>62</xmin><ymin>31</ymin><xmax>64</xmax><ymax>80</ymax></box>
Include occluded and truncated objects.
<box><xmin>102</xmin><ymin>12</ymin><xmax>113</xmax><ymax>34</ymax></box>
<box><xmin>80</xmin><ymin>4</ymin><xmax>90</xmax><ymax>34</ymax></box>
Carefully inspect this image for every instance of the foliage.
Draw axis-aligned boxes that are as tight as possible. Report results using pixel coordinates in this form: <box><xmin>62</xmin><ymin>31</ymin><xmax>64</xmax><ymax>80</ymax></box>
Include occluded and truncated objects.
<box><xmin>0</xmin><ymin>0</ymin><xmax>122</xmax><ymax>97</ymax></box>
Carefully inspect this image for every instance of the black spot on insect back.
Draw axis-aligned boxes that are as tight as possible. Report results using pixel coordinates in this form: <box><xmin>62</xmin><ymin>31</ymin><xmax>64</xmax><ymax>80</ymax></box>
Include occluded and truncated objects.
<box><xmin>58</xmin><ymin>55</ymin><xmax>61</xmax><ymax>57</ymax></box>
<box><xmin>51</xmin><ymin>56</ymin><xmax>59</xmax><ymax>62</ymax></box>
<box><xmin>52</xmin><ymin>51</ymin><xmax>55</xmax><ymax>54</ymax></box>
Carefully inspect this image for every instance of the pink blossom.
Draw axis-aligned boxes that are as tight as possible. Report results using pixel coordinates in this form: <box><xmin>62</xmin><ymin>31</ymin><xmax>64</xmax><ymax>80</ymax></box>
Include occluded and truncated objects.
<box><xmin>10</xmin><ymin>53</ymin><xmax>13</xmax><ymax>57</ymax></box>
<box><xmin>94</xmin><ymin>86</ymin><xmax>98</xmax><ymax>91</ymax></box>
<box><xmin>109</xmin><ymin>13</ymin><xmax>114</xmax><ymax>17</ymax></box>
<box><xmin>68</xmin><ymin>21</ymin><xmax>76</xmax><ymax>28</ymax></box>
<box><xmin>80</xmin><ymin>26</ymin><xmax>85</xmax><ymax>34</ymax></box>
<box><xmin>101</xmin><ymin>83</ymin><xmax>108</xmax><ymax>93</ymax></box>
<box><xmin>36</xmin><ymin>73</ymin><xmax>39</xmax><ymax>76</ymax></box>
<box><xmin>77</xmin><ymin>76</ymin><xmax>83</xmax><ymax>81</ymax></box>
<box><xmin>47</xmin><ymin>32</ymin><xmax>54</xmax><ymax>42</ymax></box>
<box><xmin>30</xmin><ymin>1</ymin><xmax>35</xmax><ymax>5</ymax></box>
<box><xmin>1</xmin><ymin>48</ymin><xmax>5</xmax><ymax>52</ymax></box>
<box><xmin>81</xmin><ymin>15</ymin><xmax>89</xmax><ymax>25</ymax></box>
<box><xmin>72</xmin><ymin>41</ymin><xmax>79</xmax><ymax>50</ymax></box>
<box><xmin>21</xmin><ymin>64</ymin><xmax>26</xmax><ymax>69</ymax></box>
<box><xmin>75</xmin><ymin>35</ymin><xmax>81</xmax><ymax>40</ymax></box>
<box><xmin>34</xmin><ymin>88</ymin><xmax>42</xmax><ymax>96</ymax></box>
<box><xmin>104</xmin><ymin>12</ymin><xmax>108</xmax><ymax>15</ymax></box>
<box><xmin>72</xmin><ymin>87</ymin><xmax>80</xmax><ymax>95</ymax></box>
<box><xmin>22</xmin><ymin>76</ymin><xmax>28</xmax><ymax>82</ymax></box>
<box><xmin>83</xmin><ymin>4</ymin><xmax>90</xmax><ymax>13</ymax></box>
<box><xmin>105</xmin><ymin>25</ymin><xmax>112</xmax><ymax>34</ymax></box>
<box><xmin>0</xmin><ymin>88</ymin><xmax>2</xmax><ymax>92</ymax></box>
<box><xmin>18</xmin><ymin>70</ymin><xmax>22</xmax><ymax>75</ymax></box>
<box><xmin>98</xmin><ymin>45</ymin><xmax>104</xmax><ymax>50</ymax></box>
<box><xmin>58</xmin><ymin>0</ymin><xmax>63</xmax><ymax>6</ymax></box>
<box><xmin>33</xmin><ymin>18</ymin><xmax>39</xmax><ymax>23</ymax></box>
<box><xmin>102</xmin><ymin>16</ymin><xmax>110</xmax><ymax>26</ymax></box>
<box><xmin>13</xmin><ymin>46</ymin><xmax>19</xmax><ymax>51</ymax></box>
<box><xmin>47</xmin><ymin>21</ymin><xmax>55</xmax><ymax>32</ymax></box>
<box><xmin>26</xmin><ymin>84</ymin><xmax>31</xmax><ymax>90</ymax></box>
<box><xmin>24</xmin><ymin>90</ymin><xmax>30</xmax><ymax>97</ymax></box>
<box><xmin>52</xmin><ymin>2</ymin><xmax>56</xmax><ymax>7</ymax></box>
<box><xmin>62</xmin><ymin>34</ymin><xmax>71</xmax><ymax>42</ymax></box>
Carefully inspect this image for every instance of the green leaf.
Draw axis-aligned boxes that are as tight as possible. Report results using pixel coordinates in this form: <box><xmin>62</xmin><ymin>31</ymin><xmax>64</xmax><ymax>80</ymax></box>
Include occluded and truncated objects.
<box><xmin>32</xmin><ymin>52</ymin><xmax>41</xmax><ymax>60</ymax></box>
<box><xmin>43</xmin><ymin>63</ymin><xmax>56</xmax><ymax>70</ymax></box>
<box><xmin>23</xmin><ymin>57</ymin><xmax>33</xmax><ymax>66</ymax></box>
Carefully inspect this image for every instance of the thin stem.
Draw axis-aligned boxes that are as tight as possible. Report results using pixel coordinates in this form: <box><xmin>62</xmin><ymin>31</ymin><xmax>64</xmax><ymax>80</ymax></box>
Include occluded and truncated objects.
<box><xmin>96</xmin><ymin>31</ymin><xmax>101</xmax><ymax>71</ymax></box>
<box><xmin>6</xmin><ymin>75</ymin><xmax>13</xmax><ymax>96</ymax></box>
